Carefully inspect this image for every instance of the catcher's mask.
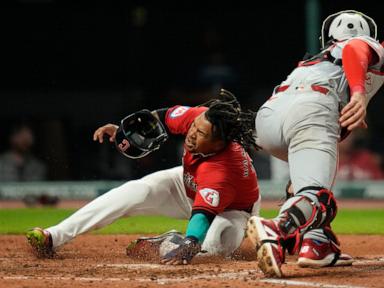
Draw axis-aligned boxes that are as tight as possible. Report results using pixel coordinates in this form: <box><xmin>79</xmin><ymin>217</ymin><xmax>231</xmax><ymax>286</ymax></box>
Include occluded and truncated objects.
<box><xmin>115</xmin><ymin>109</ymin><xmax>168</xmax><ymax>159</ymax></box>
<box><xmin>320</xmin><ymin>10</ymin><xmax>377</xmax><ymax>49</ymax></box>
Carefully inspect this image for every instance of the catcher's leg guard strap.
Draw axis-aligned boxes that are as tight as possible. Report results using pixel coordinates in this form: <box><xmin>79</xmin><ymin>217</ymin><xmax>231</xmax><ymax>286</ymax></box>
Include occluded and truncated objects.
<box><xmin>277</xmin><ymin>194</ymin><xmax>318</xmax><ymax>235</ymax></box>
<box><xmin>316</xmin><ymin>189</ymin><xmax>338</xmax><ymax>226</ymax></box>
<box><xmin>323</xmin><ymin>226</ymin><xmax>341</xmax><ymax>266</ymax></box>
<box><xmin>277</xmin><ymin>186</ymin><xmax>337</xmax><ymax>236</ymax></box>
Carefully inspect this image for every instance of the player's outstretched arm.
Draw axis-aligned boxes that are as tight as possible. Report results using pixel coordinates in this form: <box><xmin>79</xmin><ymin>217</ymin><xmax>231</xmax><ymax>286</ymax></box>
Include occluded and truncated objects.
<box><xmin>93</xmin><ymin>124</ymin><xmax>119</xmax><ymax>143</ymax></box>
<box><xmin>340</xmin><ymin>39</ymin><xmax>373</xmax><ymax>131</ymax></box>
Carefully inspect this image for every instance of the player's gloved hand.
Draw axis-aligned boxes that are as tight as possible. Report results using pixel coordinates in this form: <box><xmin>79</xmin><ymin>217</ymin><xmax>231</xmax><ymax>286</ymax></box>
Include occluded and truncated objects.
<box><xmin>160</xmin><ymin>236</ymin><xmax>201</xmax><ymax>265</ymax></box>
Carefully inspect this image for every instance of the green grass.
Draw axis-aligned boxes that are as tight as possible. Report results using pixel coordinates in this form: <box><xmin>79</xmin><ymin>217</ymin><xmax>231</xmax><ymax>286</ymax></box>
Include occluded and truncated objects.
<box><xmin>330</xmin><ymin>210</ymin><xmax>384</xmax><ymax>234</ymax></box>
<box><xmin>0</xmin><ymin>208</ymin><xmax>383</xmax><ymax>235</ymax></box>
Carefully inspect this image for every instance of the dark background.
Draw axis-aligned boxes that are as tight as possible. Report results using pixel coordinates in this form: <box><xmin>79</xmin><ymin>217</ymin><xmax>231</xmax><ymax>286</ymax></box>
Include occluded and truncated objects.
<box><xmin>1</xmin><ymin>1</ymin><xmax>384</xmax><ymax>180</ymax></box>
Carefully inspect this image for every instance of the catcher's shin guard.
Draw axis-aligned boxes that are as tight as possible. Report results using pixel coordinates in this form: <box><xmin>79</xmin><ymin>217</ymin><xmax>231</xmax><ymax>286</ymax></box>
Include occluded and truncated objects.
<box><xmin>277</xmin><ymin>187</ymin><xmax>337</xmax><ymax>241</ymax></box>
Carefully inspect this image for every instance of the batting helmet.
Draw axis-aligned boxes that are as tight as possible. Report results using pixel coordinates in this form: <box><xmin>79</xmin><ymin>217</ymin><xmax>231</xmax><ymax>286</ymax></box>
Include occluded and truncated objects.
<box><xmin>115</xmin><ymin>109</ymin><xmax>168</xmax><ymax>159</ymax></box>
<box><xmin>320</xmin><ymin>10</ymin><xmax>377</xmax><ymax>49</ymax></box>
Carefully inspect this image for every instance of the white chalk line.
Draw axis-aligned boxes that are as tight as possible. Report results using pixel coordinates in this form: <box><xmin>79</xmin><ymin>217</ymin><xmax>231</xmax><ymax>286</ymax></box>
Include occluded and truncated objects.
<box><xmin>96</xmin><ymin>263</ymin><xmax>165</xmax><ymax>269</ymax></box>
<box><xmin>1</xmin><ymin>271</ymin><xmax>368</xmax><ymax>288</ymax></box>
<box><xmin>96</xmin><ymin>257</ymin><xmax>384</xmax><ymax>270</ymax></box>
<box><xmin>3</xmin><ymin>258</ymin><xmax>383</xmax><ymax>287</ymax></box>
<box><xmin>351</xmin><ymin>258</ymin><xmax>384</xmax><ymax>265</ymax></box>
<box><xmin>1</xmin><ymin>258</ymin><xmax>383</xmax><ymax>266</ymax></box>
<box><xmin>2</xmin><ymin>271</ymin><xmax>254</xmax><ymax>283</ymax></box>
<box><xmin>1</xmin><ymin>274</ymin><xmax>367</xmax><ymax>288</ymax></box>
<box><xmin>261</xmin><ymin>279</ymin><xmax>366</xmax><ymax>288</ymax></box>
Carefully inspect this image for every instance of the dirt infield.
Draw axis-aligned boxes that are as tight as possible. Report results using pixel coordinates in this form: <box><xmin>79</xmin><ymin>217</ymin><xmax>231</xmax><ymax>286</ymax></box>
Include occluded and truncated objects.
<box><xmin>1</xmin><ymin>234</ymin><xmax>383</xmax><ymax>288</ymax></box>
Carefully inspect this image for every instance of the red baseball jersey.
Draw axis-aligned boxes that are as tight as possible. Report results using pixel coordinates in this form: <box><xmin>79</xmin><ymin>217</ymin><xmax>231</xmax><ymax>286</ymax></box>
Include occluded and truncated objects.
<box><xmin>165</xmin><ymin>105</ymin><xmax>259</xmax><ymax>215</ymax></box>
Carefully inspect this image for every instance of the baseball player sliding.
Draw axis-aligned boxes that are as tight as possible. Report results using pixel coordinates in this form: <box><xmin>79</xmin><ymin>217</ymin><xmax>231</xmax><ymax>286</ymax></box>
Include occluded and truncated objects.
<box><xmin>247</xmin><ymin>10</ymin><xmax>384</xmax><ymax>277</ymax></box>
<box><xmin>27</xmin><ymin>89</ymin><xmax>260</xmax><ymax>265</ymax></box>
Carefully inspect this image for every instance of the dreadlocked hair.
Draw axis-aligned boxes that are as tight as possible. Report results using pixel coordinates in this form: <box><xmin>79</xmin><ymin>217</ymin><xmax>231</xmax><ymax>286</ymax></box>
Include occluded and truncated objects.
<box><xmin>201</xmin><ymin>88</ymin><xmax>259</xmax><ymax>151</ymax></box>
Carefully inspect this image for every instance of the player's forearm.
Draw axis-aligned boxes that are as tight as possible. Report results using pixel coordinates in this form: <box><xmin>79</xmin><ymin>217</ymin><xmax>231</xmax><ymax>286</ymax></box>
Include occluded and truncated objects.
<box><xmin>186</xmin><ymin>212</ymin><xmax>214</xmax><ymax>244</ymax></box>
<box><xmin>342</xmin><ymin>39</ymin><xmax>373</xmax><ymax>94</ymax></box>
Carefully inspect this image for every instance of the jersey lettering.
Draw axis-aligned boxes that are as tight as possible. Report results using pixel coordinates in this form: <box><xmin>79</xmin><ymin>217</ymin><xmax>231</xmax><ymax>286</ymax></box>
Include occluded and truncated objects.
<box><xmin>183</xmin><ymin>172</ymin><xmax>197</xmax><ymax>192</ymax></box>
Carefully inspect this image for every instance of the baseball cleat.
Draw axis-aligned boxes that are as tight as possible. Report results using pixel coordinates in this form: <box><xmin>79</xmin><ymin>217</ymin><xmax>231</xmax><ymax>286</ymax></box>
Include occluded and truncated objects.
<box><xmin>298</xmin><ymin>238</ymin><xmax>353</xmax><ymax>267</ymax></box>
<box><xmin>247</xmin><ymin>216</ymin><xmax>284</xmax><ymax>278</ymax></box>
<box><xmin>26</xmin><ymin>227</ymin><xmax>54</xmax><ymax>258</ymax></box>
<box><xmin>126</xmin><ymin>230</ymin><xmax>183</xmax><ymax>259</ymax></box>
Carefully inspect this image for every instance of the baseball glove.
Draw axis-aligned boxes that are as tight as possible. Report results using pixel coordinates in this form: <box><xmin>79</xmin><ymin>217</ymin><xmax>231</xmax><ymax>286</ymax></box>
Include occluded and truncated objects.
<box><xmin>160</xmin><ymin>236</ymin><xmax>201</xmax><ymax>265</ymax></box>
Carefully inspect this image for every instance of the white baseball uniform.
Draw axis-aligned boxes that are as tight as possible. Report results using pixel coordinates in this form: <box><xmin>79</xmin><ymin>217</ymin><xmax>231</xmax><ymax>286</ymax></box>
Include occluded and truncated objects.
<box><xmin>47</xmin><ymin>167</ymin><xmax>260</xmax><ymax>256</ymax></box>
<box><xmin>254</xmin><ymin>36</ymin><xmax>384</xmax><ymax>243</ymax></box>
<box><xmin>255</xmin><ymin>36</ymin><xmax>384</xmax><ymax>192</ymax></box>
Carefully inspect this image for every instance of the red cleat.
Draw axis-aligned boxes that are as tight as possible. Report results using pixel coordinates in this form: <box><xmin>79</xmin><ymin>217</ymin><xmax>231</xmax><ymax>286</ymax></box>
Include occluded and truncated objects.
<box><xmin>298</xmin><ymin>238</ymin><xmax>353</xmax><ymax>267</ymax></box>
<box><xmin>247</xmin><ymin>216</ymin><xmax>285</xmax><ymax>278</ymax></box>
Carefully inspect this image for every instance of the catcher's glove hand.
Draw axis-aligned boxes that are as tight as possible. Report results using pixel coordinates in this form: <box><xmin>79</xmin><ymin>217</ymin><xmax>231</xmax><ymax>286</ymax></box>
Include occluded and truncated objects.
<box><xmin>160</xmin><ymin>236</ymin><xmax>201</xmax><ymax>265</ymax></box>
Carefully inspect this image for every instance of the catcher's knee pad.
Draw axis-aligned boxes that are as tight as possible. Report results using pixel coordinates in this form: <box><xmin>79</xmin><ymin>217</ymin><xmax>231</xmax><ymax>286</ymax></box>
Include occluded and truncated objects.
<box><xmin>277</xmin><ymin>186</ymin><xmax>337</xmax><ymax>237</ymax></box>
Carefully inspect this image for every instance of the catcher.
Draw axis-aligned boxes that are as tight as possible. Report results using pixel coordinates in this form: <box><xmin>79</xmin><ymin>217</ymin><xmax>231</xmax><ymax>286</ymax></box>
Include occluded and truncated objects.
<box><xmin>26</xmin><ymin>89</ymin><xmax>260</xmax><ymax>265</ymax></box>
<box><xmin>247</xmin><ymin>10</ymin><xmax>383</xmax><ymax>277</ymax></box>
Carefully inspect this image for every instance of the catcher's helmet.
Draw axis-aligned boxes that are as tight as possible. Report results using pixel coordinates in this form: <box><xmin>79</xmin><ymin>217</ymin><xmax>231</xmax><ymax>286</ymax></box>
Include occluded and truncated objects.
<box><xmin>320</xmin><ymin>10</ymin><xmax>377</xmax><ymax>49</ymax></box>
<box><xmin>115</xmin><ymin>109</ymin><xmax>168</xmax><ymax>159</ymax></box>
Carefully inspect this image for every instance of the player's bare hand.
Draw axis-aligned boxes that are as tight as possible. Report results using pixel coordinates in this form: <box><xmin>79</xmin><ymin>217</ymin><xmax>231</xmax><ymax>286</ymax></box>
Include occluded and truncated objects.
<box><xmin>339</xmin><ymin>91</ymin><xmax>367</xmax><ymax>131</ymax></box>
<box><xmin>93</xmin><ymin>124</ymin><xmax>119</xmax><ymax>143</ymax></box>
